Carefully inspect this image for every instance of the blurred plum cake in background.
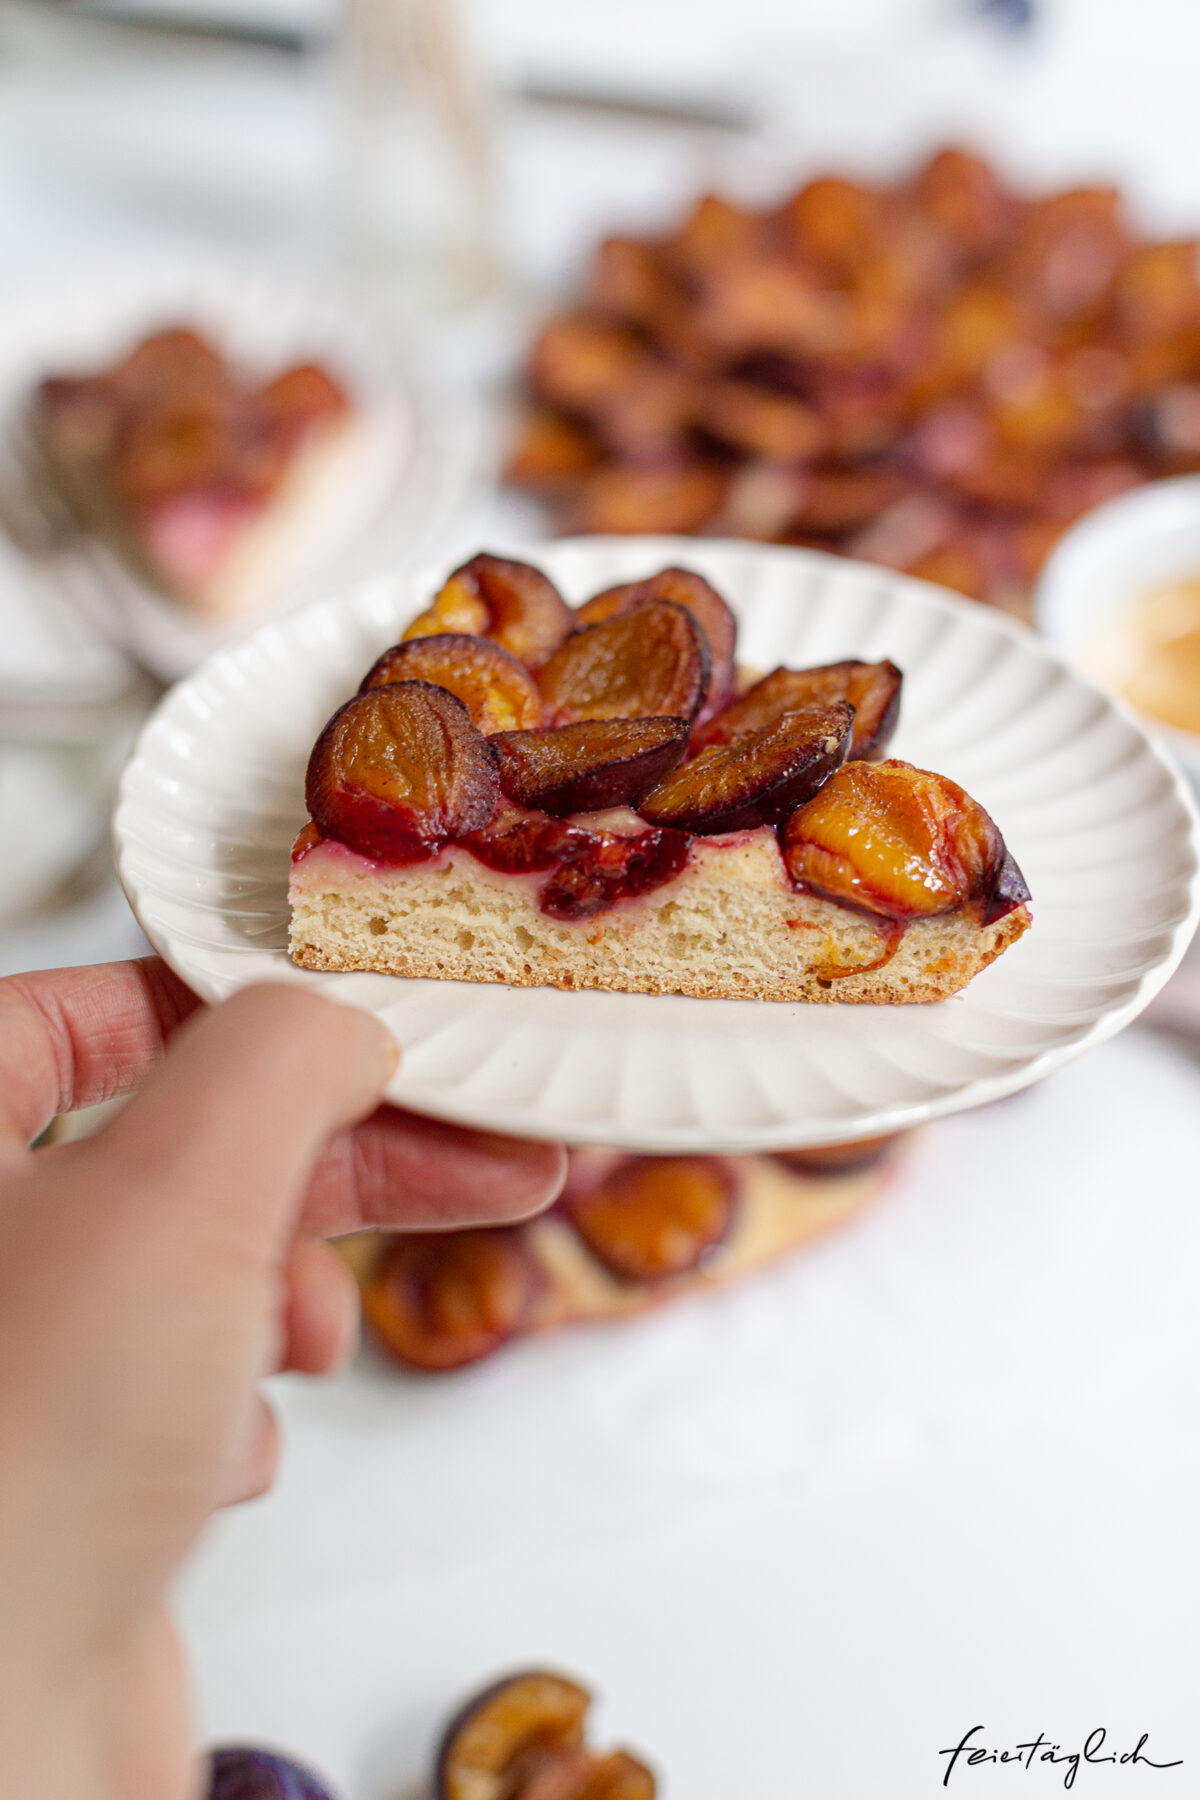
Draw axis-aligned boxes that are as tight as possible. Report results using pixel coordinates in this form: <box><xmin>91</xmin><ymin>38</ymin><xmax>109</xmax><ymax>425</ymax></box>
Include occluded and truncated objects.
<box><xmin>507</xmin><ymin>148</ymin><xmax>1200</xmax><ymax>614</ymax></box>
<box><xmin>32</xmin><ymin>327</ymin><xmax>357</xmax><ymax>618</ymax></box>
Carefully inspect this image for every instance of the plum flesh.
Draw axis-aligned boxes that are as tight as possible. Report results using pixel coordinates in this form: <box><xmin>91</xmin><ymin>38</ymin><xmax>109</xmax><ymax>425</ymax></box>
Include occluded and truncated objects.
<box><xmin>437</xmin><ymin>1671</ymin><xmax>655</xmax><ymax>1800</ymax></box>
<box><xmin>782</xmin><ymin>758</ymin><xmax>1030</xmax><ymax>922</ymax></box>
<box><xmin>537</xmin><ymin>601</ymin><xmax>710</xmax><ymax>726</ymax></box>
<box><xmin>305</xmin><ymin>682</ymin><xmax>499</xmax><ymax>864</ymax></box>
<box><xmin>359</xmin><ymin>632</ymin><xmax>541</xmax><ymax>734</ymax></box>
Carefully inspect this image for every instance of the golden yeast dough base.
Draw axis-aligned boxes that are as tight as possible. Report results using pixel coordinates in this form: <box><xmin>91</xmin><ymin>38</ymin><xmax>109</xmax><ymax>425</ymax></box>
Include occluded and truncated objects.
<box><xmin>289</xmin><ymin>829</ymin><xmax>1029</xmax><ymax>1004</ymax></box>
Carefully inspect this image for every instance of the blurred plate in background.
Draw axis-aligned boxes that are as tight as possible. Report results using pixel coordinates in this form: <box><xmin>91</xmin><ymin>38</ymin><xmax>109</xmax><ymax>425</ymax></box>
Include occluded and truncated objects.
<box><xmin>0</xmin><ymin>252</ymin><xmax>480</xmax><ymax>683</ymax></box>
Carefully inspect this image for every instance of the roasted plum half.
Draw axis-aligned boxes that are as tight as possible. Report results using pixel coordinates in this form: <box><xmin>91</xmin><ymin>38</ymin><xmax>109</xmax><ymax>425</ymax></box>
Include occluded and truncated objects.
<box><xmin>696</xmin><ymin>659</ymin><xmax>902</xmax><ymax>760</ymax></box>
<box><xmin>207</xmin><ymin>1747</ymin><xmax>336</xmax><ymax>1800</ymax></box>
<box><xmin>364</xmin><ymin>1228</ymin><xmax>541</xmax><ymax>1372</ymax></box>
<box><xmin>359</xmin><ymin>633</ymin><xmax>542</xmax><ymax>734</ymax></box>
<box><xmin>491</xmin><ymin>717</ymin><xmax>689</xmax><ymax>815</ymax></box>
<box><xmin>782</xmin><ymin>758</ymin><xmax>1030</xmax><ymax>923</ymax></box>
<box><xmin>566</xmin><ymin>1156</ymin><xmax>737</xmax><ymax>1283</ymax></box>
<box><xmin>638</xmin><ymin>701</ymin><xmax>853</xmax><ymax>834</ymax></box>
<box><xmin>437</xmin><ymin>1671</ymin><xmax>655</xmax><ymax>1800</ymax></box>
<box><xmin>305</xmin><ymin>682</ymin><xmax>499</xmax><ymax>863</ymax></box>
<box><xmin>575</xmin><ymin>567</ymin><xmax>738</xmax><ymax>717</ymax></box>
<box><xmin>404</xmin><ymin>553</ymin><xmax>574</xmax><ymax>667</ymax></box>
<box><xmin>536</xmin><ymin>600</ymin><xmax>710</xmax><ymax>726</ymax></box>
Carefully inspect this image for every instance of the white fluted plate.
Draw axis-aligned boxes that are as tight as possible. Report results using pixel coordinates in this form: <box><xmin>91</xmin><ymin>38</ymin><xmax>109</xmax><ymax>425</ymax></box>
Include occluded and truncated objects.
<box><xmin>114</xmin><ymin>538</ymin><xmax>1200</xmax><ymax>1151</ymax></box>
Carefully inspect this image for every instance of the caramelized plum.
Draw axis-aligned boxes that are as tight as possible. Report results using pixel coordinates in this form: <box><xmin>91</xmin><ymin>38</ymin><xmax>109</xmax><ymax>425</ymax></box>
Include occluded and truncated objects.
<box><xmin>639</xmin><ymin>702</ymin><xmax>853</xmax><ymax>835</ymax></box>
<box><xmin>567</xmin><ymin>1156</ymin><xmax>737</xmax><ymax>1283</ymax></box>
<box><xmin>364</xmin><ymin>1229</ymin><xmax>540</xmax><ymax>1372</ymax></box>
<box><xmin>540</xmin><ymin>826</ymin><xmax>691</xmax><ymax>921</ymax></box>
<box><xmin>575</xmin><ymin>568</ymin><xmax>737</xmax><ymax>716</ymax></box>
<box><xmin>782</xmin><ymin>758</ymin><xmax>1030</xmax><ymax>921</ymax></box>
<box><xmin>537</xmin><ymin>600</ymin><xmax>710</xmax><ymax>726</ymax></box>
<box><xmin>695</xmin><ymin>660</ymin><xmax>902</xmax><ymax>760</ymax></box>
<box><xmin>437</xmin><ymin>1672</ymin><xmax>590</xmax><ymax>1800</ymax></box>
<box><xmin>506</xmin><ymin>409</ymin><xmax>599</xmax><ymax>489</ymax></box>
<box><xmin>305</xmin><ymin>682</ymin><xmax>499</xmax><ymax>863</ymax></box>
<box><xmin>694</xmin><ymin>379</ymin><xmax>828</xmax><ymax>462</ymax></box>
<box><xmin>492</xmin><ymin>717</ymin><xmax>689</xmax><ymax>815</ymax></box>
<box><xmin>461</xmin><ymin>804</ymin><xmax>593</xmax><ymax>874</ymax></box>
<box><xmin>565</xmin><ymin>461</ymin><xmax>726</xmax><ymax>535</ymax></box>
<box><xmin>259</xmin><ymin>363</ymin><xmax>349</xmax><ymax>435</ymax></box>
<box><xmin>359</xmin><ymin>633</ymin><xmax>542</xmax><ymax>734</ymax></box>
<box><xmin>404</xmin><ymin>553</ymin><xmax>573</xmax><ymax>668</ymax></box>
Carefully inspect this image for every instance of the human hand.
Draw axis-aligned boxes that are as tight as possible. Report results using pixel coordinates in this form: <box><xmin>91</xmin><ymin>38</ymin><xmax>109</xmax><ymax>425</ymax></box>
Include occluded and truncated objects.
<box><xmin>0</xmin><ymin>958</ymin><xmax>565</xmax><ymax>1800</ymax></box>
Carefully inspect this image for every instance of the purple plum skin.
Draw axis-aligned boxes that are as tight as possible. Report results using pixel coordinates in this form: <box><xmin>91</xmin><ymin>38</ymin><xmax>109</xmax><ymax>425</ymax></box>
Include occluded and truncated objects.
<box><xmin>208</xmin><ymin>1746</ymin><xmax>337</xmax><ymax>1800</ymax></box>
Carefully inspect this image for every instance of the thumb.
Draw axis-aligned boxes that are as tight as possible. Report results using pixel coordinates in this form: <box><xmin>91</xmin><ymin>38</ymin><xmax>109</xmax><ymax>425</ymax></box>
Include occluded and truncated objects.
<box><xmin>97</xmin><ymin>983</ymin><xmax>398</xmax><ymax>1266</ymax></box>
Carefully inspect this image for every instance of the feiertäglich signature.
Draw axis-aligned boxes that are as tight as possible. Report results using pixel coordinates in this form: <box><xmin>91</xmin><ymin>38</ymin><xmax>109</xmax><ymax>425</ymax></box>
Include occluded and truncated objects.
<box><xmin>939</xmin><ymin>1726</ymin><xmax>1183</xmax><ymax>1789</ymax></box>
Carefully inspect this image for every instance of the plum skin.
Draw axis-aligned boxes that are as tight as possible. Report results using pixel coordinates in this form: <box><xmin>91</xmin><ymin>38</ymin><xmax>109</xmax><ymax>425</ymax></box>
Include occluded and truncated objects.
<box><xmin>207</xmin><ymin>1746</ymin><xmax>336</xmax><ymax>1800</ymax></box>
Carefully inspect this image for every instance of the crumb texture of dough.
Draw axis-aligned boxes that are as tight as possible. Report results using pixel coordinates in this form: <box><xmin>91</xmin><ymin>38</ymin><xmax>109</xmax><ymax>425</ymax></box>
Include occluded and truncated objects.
<box><xmin>289</xmin><ymin>838</ymin><xmax>1029</xmax><ymax>1003</ymax></box>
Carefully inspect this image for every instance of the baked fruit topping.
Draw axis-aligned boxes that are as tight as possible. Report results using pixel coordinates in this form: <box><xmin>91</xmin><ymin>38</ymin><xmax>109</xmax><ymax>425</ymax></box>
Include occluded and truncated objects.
<box><xmin>491</xmin><ymin>717</ymin><xmax>689</xmax><ymax>815</ymax></box>
<box><xmin>566</xmin><ymin>1156</ymin><xmax>737</xmax><ymax>1282</ymax></box>
<box><xmin>538</xmin><ymin>825</ymin><xmax>692</xmax><ymax>921</ymax></box>
<box><xmin>437</xmin><ymin>1672</ymin><xmax>655</xmax><ymax>1800</ymax></box>
<box><xmin>461</xmin><ymin>804</ymin><xmax>593</xmax><ymax>874</ymax></box>
<box><xmin>694</xmin><ymin>659</ymin><xmax>902</xmax><ymax>761</ymax></box>
<box><xmin>638</xmin><ymin>701</ymin><xmax>853</xmax><ymax>834</ymax></box>
<box><xmin>537</xmin><ymin>600</ymin><xmax>711</xmax><ymax>725</ymax></box>
<box><xmin>363</xmin><ymin>1228</ymin><xmax>541</xmax><ymax>1372</ymax></box>
<box><xmin>359</xmin><ymin>632</ymin><xmax>542</xmax><ymax>734</ymax></box>
<box><xmin>404</xmin><ymin>553</ymin><xmax>574</xmax><ymax>667</ymax></box>
<box><xmin>305</xmin><ymin>682</ymin><xmax>499</xmax><ymax>863</ymax></box>
<box><xmin>291</xmin><ymin>556</ymin><xmax>1030</xmax><ymax>1003</ymax></box>
<box><xmin>782</xmin><ymin>758</ymin><xmax>1029</xmax><ymax>922</ymax></box>
<box><xmin>575</xmin><ymin>567</ymin><xmax>738</xmax><ymax>717</ymax></box>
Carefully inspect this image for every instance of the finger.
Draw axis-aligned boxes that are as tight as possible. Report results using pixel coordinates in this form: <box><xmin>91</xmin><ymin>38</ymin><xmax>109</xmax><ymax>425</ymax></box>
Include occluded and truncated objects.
<box><xmin>0</xmin><ymin>958</ymin><xmax>198</xmax><ymax>1152</ymax></box>
<box><xmin>216</xmin><ymin>1393</ymin><xmax>281</xmax><ymax>1508</ymax></box>
<box><xmin>303</xmin><ymin>1106</ymin><xmax>567</xmax><ymax>1235</ymax></box>
<box><xmin>98</xmin><ymin>984</ymin><xmax>397</xmax><ymax>1267</ymax></box>
<box><xmin>279</xmin><ymin>1238</ymin><xmax>359</xmax><ymax>1375</ymax></box>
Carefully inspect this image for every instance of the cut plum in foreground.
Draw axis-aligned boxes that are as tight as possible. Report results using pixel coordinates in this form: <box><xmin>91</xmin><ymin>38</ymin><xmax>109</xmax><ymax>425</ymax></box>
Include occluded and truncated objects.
<box><xmin>359</xmin><ymin>632</ymin><xmax>542</xmax><ymax>734</ymax></box>
<box><xmin>638</xmin><ymin>701</ymin><xmax>853</xmax><ymax>833</ymax></box>
<box><xmin>782</xmin><ymin>758</ymin><xmax>1030</xmax><ymax>922</ymax></box>
<box><xmin>575</xmin><ymin>567</ymin><xmax>738</xmax><ymax>717</ymax></box>
<box><xmin>363</xmin><ymin>1228</ymin><xmax>541</xmax><ymax>1372</ymax></box>
<box><xmin>437</xmin><ymin>1671</ymin><xmax>655</xmax><ymax>1800</ymax></box>
<box><xmin>207</xmin><ymin>1747</ymin><xmax>335</xmax><ymax>1800</ymax></box>
<box><xmin>491</xmin><ymin>716</ymin><xmax>689</xmax><ymax>815</ymax></box>
<box><xmin>403</xmin><ymin>552</ymin><xmax>574</xmax><ymax>667</ymax></box>
<box><xmin>537</xmin><ymin>600</ymin><xmax>711</xmax><ymax>725</ymax></box>
<box><xmin>305</xmin><ymin>682</ymin><xmax>499</xmax><ymax>863</ymax></box>
<box><xmin>566</xmin><ymin>1156</ymin><xmax>737</xmax><ymax>1282</ymax></box>
<box><xmin>695</xmin><ymin>658</ymin><xmax>902</xmax><ymax>760</ymax></box>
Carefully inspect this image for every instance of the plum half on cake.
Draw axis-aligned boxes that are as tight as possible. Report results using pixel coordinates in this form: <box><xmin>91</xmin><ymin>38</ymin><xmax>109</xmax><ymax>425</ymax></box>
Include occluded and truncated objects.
<box><xmin>33</xmin><ymin>327</ymin><xmax>355</xmax><ymax>618</ymax></box>
<box><xmin>288</xmin><ymin>553</ymin><xmax>1031</xmax><ymax>1002</ymax></box>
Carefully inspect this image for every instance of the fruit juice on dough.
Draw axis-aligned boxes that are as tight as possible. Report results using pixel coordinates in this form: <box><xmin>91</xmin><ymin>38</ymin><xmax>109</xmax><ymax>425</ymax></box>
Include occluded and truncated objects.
<box><xmin>1090</xmin><ymin>578</ymin><xmax>1200</xmax><ymax>736</ymax></box>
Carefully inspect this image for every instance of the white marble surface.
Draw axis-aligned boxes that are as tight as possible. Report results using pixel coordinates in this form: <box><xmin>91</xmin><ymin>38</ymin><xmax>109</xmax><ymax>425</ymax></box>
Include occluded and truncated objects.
<box><xmin>2</xmin><ymin>8</ymin><xmax>1200</xmax><ymax>1794</ymax></box>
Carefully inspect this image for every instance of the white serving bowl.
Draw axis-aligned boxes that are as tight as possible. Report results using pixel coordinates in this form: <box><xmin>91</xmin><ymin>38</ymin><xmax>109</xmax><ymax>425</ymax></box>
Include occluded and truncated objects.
<box><xmin>1037</xmin><ymin>474</ymin><xmax>1200</xmax><ymax>793</ymax></box>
